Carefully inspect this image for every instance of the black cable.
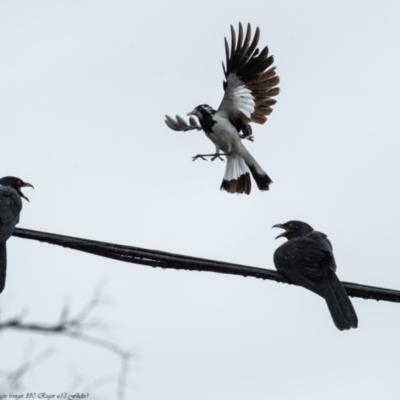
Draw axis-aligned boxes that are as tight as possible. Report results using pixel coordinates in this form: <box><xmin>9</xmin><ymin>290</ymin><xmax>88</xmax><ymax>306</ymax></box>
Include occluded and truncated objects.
<box><xmin>12</xmin><ymin>227</ymin><xmax>400</xmax><ymax>303</ymax></box>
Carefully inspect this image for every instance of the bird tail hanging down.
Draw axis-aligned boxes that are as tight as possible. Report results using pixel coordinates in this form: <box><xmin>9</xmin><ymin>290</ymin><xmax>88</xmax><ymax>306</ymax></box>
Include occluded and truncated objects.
<box><xmin>240</xmin><ymin>146</ymin><xmax>272</xmax><ymax>191</ymax></box>
<box><xmin>0</xmin><ymin>243</ymin><xmax>7</xmax><ymax>294</ymax></box>
<box><xmin>322</xmin><ymin>271</ymin><xmax>358</xmax><ymax>330</ymax></box>
<box><xmin>220</xmin><ymin>154</ymin><xmax>251</xmax><ymax>194</ymax></box>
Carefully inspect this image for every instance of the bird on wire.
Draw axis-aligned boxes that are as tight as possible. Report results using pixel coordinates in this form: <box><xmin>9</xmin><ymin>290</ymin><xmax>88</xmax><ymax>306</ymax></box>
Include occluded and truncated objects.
<box><xmin>165</xmin><ymin>23</ymin><xmax>279</xmax><ymax>195</ymax></box>
<box><xmin>0</xmin><ymin>176</ymin><xmax>33</xmax><ymax>294</ymax></box>
<box><xmin>272</xmin><ymin>220</ymin><xmax>358</xmax><ymax>331</ymax></box>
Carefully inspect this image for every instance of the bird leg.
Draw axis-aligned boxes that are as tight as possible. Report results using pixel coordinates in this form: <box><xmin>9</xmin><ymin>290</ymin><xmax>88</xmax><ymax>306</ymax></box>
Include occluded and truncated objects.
<box><xmin>192</xmin><ymin>153</ymin><xmax>230</xmax><ymax>162</ymax></box>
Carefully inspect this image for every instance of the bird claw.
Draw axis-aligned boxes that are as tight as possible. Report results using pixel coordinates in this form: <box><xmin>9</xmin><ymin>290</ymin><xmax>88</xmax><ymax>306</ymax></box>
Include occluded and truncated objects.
<box><xmin>192</xmin><ymin>152</ymin><xmax>229</xmax><ymax>161</ymax></box>
<box><xmin>211</xmin><ymin>154</ymin><xmax>225</xmax><ymax>162</ymax></box>
<box><xmin>192</xmin><ymin>154</ymin><xmax>208</xmax><ymax>162</ymax></box>
<box><xmin>240</xmin><ymin>134</ymin><xmax>254</xmax><ymax>142</ymax></box>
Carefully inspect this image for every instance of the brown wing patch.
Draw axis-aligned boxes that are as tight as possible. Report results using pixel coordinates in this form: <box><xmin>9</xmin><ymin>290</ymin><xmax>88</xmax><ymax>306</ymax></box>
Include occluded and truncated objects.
<box><xmin>222</xmin><ymin>23</ymin><xmax>280</xmax><ymax>134</ymax></box>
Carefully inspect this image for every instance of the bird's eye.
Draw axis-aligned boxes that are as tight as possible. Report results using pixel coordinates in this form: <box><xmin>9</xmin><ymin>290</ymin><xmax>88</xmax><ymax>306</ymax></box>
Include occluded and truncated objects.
<box><xmin>17</xmin><ymin>180</ymin><xmax>21</xmax><ymax>186</ymax></box>
<box><xmin>288</xmin><ymin>223</ymin><xmax>293</xmax><ymax>229</ymax></box>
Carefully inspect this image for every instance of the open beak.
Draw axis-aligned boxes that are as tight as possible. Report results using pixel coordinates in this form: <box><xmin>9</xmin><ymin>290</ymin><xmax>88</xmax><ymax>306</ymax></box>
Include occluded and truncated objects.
<box><xmin>19</xmin><ymin>182</ymin><xmax>34</xmax><ymax>202</ymax></box>
<box><xmin>272</xmin><ymin>223</ymin><xmax>286</xmax><ymax>240</ymax></box>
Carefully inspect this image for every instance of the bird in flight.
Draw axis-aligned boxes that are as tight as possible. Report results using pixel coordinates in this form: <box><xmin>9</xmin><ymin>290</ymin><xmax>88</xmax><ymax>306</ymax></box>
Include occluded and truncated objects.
<box><xmin>272</xmin><ymin>220</ymin><xmax>358</xmax><ymax>331</ymax></box>
<box><xmin>165</xmin><ymin>23</ymin><xmax>279</xmax><ymax>194</ymax></box>
<box><xmin>0</xmin><ymin>176</ymin><xmax>33</xmax><ymax>294</ymax></box>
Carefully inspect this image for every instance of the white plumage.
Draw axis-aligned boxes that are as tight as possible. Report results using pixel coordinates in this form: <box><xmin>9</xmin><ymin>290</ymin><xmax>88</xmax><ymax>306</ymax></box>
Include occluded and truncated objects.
<box><xmin>165</xmin><ymin>23</ymin><xmax>279</xmax><ymax>194</ymax></box>
<box><xmin>224</xmin><ymin>154</ymin><xmax>250</xmax><ymax>181</ymax></box>
<box><xmin>218</xmin><ymin>74</ymin><xmax>256</xmax><ymax>119</ymax></box>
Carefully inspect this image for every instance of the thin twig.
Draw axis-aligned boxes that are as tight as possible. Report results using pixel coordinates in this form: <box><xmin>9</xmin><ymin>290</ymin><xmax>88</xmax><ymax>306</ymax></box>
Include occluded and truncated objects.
<box><xmin>0</xmin><ymin>289</ymin><xmax>132</xmax><ymax>400</ymax></box>
<box><xmin>0</xmin><ymin>349</ymin><xmax>54</xmax><ymax>391</ymax></box>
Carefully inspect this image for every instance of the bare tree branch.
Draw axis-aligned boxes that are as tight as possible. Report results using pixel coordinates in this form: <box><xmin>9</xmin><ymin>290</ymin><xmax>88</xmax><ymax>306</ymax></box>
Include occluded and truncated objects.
<box><xmin>0</xmin><ymin>348</ymin><xmax>54</xmax><ymax>391</ymax></box>
<box><xmin>0</xmin><ymin>288</ymin><xmax>132</xmax><ymax>400</ymax></box>
<box><xmin>12</xmin><ymin>227</ymin><xmax>400</xmax><ymax>303</ymax></box>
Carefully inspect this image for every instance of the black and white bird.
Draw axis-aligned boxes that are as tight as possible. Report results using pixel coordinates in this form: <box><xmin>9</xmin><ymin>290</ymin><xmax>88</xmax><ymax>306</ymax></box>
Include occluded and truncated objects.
<box><xmin>0</xmin><ymin>176</ymin><xmax>33</xmax><ymax>294</ymax></box>
<box><xmin>165</xmin><ymin>23</ymin><xmax>279</xmax><ymax>194</ymax></box>
<box><xmin>273</xmin><ymin>221</ymin><xmax>358</xmax><ymax>331</ymax></box>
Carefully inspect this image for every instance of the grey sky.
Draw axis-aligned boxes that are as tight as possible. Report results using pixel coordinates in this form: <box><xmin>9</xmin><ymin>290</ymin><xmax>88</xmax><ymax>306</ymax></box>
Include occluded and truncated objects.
<box><xmin>0</xmin><ymin>1</ymin><xmax>399</xmax><ymax>398</ymax></box>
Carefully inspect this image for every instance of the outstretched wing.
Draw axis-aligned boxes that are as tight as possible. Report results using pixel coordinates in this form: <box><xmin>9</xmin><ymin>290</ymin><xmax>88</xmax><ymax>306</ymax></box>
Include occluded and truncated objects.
<box><xmin>217</xmin><ymin>23</ymin><xmax>280</xmax><ymax>138</ymax></box>
<box><xmin>165</xmin><ymin>115</ymin><xmax>202</xmax><ymax>132</ymax></box>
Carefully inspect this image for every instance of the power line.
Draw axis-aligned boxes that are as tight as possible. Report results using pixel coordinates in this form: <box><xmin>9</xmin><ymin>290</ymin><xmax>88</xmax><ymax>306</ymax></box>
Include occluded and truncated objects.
<box><xmin>12</xmin><ymin>227</ymin><xmax>400</xmax><ymax>303</ymax></box>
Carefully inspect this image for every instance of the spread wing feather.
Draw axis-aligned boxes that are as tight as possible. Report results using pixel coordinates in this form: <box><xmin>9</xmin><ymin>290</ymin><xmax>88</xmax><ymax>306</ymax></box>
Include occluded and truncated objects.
<box><xmin>218</xmin><ymin>23</ymin><xmax>279</xmax><ymax>138</ymax></box>
<box><xmin>165</xmin><ymin>115</ymin><xmax>202</xmax><ymax>132</ymax></box>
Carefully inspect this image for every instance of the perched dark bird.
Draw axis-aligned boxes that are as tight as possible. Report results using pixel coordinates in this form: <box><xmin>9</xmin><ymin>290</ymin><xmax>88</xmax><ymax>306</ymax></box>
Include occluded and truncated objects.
<box><xmin>165</xmin><ymin>23</ymin><xmax>279</xmax><ymax>194</ymax></box>
<box><xmin>272</xmin><ymin>220</ymin><xmax>358</xmax><ymax>331</ymax></box>
<box><xmin>0</xmin><ymin>176</ymin><xmax>33</xmax><ymax>294</ymax></box>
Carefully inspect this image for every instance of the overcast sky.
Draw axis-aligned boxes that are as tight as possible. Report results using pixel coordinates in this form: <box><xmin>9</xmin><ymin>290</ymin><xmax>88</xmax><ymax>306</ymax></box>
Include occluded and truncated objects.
<box><xmin>1</xmin><ymin>1</ymin><xmax>400</xmax><ymax>399</ymax></box>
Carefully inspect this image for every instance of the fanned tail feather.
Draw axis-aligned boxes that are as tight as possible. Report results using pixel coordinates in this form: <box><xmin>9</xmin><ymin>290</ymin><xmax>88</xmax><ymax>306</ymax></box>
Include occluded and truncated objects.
<box><xmin>238</xmin><ymin>146</ymin><xmax>272</xmax><ymax>191</ymax></box>
<box><xmin>220</xmin><ymin>155</ymin><xmax>251</xmax><ymax>194</ymax></box>
<box><xmin>246</xmin><ymin>163</ymin><xmax>272</xmax><ymax>191</ymax></box>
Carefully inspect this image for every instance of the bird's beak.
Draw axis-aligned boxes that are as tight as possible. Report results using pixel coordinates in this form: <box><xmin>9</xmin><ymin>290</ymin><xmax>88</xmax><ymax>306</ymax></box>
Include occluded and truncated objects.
<box><xmin>187</xmin><ymin>109</ymin><xmax>196</xmax><ymax>117</ymax></box>
<box><xmin>19</xmin><ymin>182</ymin><xmax>34</xmax><ymax>202</ymax></box>
<box><xmin>272</xmin><ymin>223</ymin><xmax>286</xmax><ymax>240</ymax></box>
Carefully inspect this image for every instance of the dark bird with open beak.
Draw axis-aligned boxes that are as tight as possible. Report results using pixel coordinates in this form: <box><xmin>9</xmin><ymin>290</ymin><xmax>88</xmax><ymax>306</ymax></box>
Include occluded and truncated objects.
<box><xmin>272</xmin><ymin>220</ymin><xmax>358</xmax><ymax>331</ymax></box>
<box><xmin>0</xmin><ymin>176</ymin><xmax>33</xmax><ymax>294</ymax></box>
